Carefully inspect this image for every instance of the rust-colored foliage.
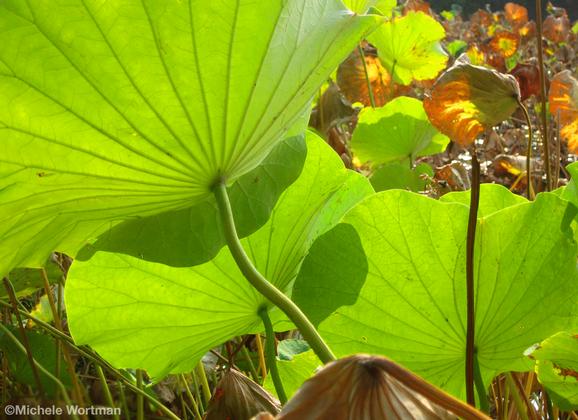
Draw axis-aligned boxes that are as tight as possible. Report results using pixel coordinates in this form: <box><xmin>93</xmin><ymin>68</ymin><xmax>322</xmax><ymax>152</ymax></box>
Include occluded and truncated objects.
<box><xmin>403</xmin><ymin>0</ymin><xmax>432</xmax><ymax>16</ymax></box>
<box><xmin>509</xmin><ymin>60</ymin><xmax>541</xmax><ymax>100</ymax></box>
<box><xmin>518</xmin><ymin>21</ymin><xmax>536</xmax><ymax>40</ymax></box>
<box><xmin>424</xmin><ymin>56</ymin><xmax>521</xmax><ymax>146</ymax></box>
<box><xmin>549</xmin><ymin>70</ymin><xmax>578</xmax><ymax>153</ymax></box>
<box><xmin>337</xmin><ymin>47</ymin><xmax>392</xmax><ymax>107</ymax></box>
<box><xmin>543</xmin><ymin>14</ymin><xmax>571</xmax><ymax>43</ymax></box>
<box><xmin>489</xmin><ymin>30</ymin><xmax>520</xmax><ymax>58</ymax></box>
<box><xmin>470</xmin><ymin>9</ymin><xmax>493</xmax><ymax>32</ymax></box>
<box><xmin>504</xmin><ymin>3</ymin><xmax>528</xmax><ymax>28</ymax></box>
<box><xmin>277</xmin><ymin>355</ymin><xmax>489</xmax><ymax>420</ymax></box>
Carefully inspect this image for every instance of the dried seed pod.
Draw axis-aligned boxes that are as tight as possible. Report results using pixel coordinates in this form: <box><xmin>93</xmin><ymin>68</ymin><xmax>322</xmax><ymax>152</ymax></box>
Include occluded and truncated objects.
<box><xmin>205</xmin><ymin>369</ymin><xmax>281</xmax><ymax>420</ymax></box>
<box><xmin>277</xmin><ymin>355</ymin><xmax>489</xmax><ymax>420</ymax></box>
<box><xmin>424</xmin><ymin>55</ymin><xmax>520</xmax><ymax>146</ymax></box>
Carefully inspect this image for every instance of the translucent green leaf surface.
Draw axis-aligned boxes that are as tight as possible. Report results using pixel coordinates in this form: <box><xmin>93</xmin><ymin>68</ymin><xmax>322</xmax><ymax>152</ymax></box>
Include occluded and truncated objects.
<box><xmin>368</xmin><ymin>12</ymin><xmax>448</xmax><ymax>85</ymax></box>
<box><xmin>440</xmin><ymin>183</ymin><xmax>527</xmax><ymax>217</ymax></box>
<box><xmin>65</xmin><ymin>134</ymin><xmax>373</xmax><ymax>378</ymax></box>
<box><xmin>294</xmin><ymin>190</ymin><xmax>578</xmax><ymax>399</ymax></box>
<box><xmin>529</xmin><ymin>332</ymin><xmax>578</xmax><ymax>411</ymax></box>
<box><xmin>343</xmin><ymin>0</ymin><xmax>395</xmax><ymax>15</ymax></box>
<box><xmin>351</xmin><ymin>97</ymin><xmax>449</xmax><ymax>165</ymax></box>
<box><xmin>0</xmin><ymin>0</ymin><xmax>379</xmax><ymax>275</ymax></box>
<box><xmin>370</xmin><ymin>161</ymin><xmax>433</xmax><ymax>192</ymax></box>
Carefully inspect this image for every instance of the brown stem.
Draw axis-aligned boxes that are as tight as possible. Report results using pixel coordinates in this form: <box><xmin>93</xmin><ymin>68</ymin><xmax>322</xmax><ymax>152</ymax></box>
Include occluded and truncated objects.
<box><xmin>518</xmin><ymin>99</ymin><xmax>535</xmax><ymax>199</ymax></box>
<box><xmin>466</xmin><ymin>149</ymin><xmax>480</xmax><ymax>406</ymax></box>
<box><xmin>535</xmin><ymin>0</ymin><xmax>552</xmax><ymax>191</ymax></box>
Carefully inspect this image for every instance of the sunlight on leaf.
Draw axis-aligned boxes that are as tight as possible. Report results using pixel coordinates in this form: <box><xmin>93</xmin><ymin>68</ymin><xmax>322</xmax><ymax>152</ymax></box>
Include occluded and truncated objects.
<box><xmin>504</xmin><ymin>3</ymin><xmax>528</xmax><ymax>28</ymax></box>
<box><xmin>549</xmin><ymin>70</ymin><xmax>578</xmax><ymax>153</ymax></box>
<box><xmin>351</xmin><ymin>96</ymin><xmax>449</xmax><ymax>165</ymax></box>
<box><xmin>370</xmin><ymin>162</ymin><xmax>433</xmax><ymax>192</ymax></box>
<box><xmin>368</xmin><ymin>12</ymin><xmax>448</xmax><ymax>85</ymax></box>
<box><xmin>529</xmin><ymin>332</ymin><xmax>578</xmax><ymax>411</ymax></box>
<box><xmin>65</xmin><ymin>134</ymin><xmax>374</xmax><ymax>378</ymax></box>
<box><xmin>0</xmin><ymin>0</ymin><xmax>379</xmax><ymax>276</ymax></box>
<box><xmin>489</xmin><ymin>31</ymin><xmax>520</xmax><ymax>58</ymax></box>
<box><xmin>424</xmin><ymin>56</ymin><xmax>521</xmax><ymax>146</ymax></box>
<box><xmin>337</xmin><ymin>47</ymin><xmax>392</xmax><ymax>107</ymax></box>
<box><xmin>294</xmin><ymin>189</ymin><xmax>578</xmax><ymax>399</ymax></box>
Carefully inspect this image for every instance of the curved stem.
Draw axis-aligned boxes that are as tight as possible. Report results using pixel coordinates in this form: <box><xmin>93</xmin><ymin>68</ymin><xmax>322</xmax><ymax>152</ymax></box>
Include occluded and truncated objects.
<box><xmin>358</xmin><ymin>45</ymin><xmax>376</xmax><ymax>108</ymax></box>
<box><xmin>466</xmin><ymin>149</ymin><xmax>480</xmax><ymax>407</ymax></box>
<box><xmin>535</xmin><ymin>0</ymin><xmax>552</xmax><ymax>191</ymax></box>
<box><xmin>0</xmin><ymin>323</ymin><xmax>78</xmax><ymax>420</ymax></box>
<box><xmin>518</xmin><ymin>99</ymin><xmax>535</xmax><ymax>199</ymax></box>
<box><xmin>214</xmin><ymin>182</ymin><xmax>336</xmax><ymax>364</ymax></box>
<box><xmin>259</xmin><ymin>307</ymin><xmax>287</xmax><ymax>404</ymax></box>
<box><xmin>474</xmin><ymin>353</ymin><xmax>489</xmax><ymax>413</ymax></box>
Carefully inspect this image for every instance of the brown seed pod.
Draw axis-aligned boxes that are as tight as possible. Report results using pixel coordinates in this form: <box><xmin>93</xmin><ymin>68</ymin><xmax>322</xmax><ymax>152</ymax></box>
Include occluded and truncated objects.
<box><xmin>277</xmin><ymin>354</ymin><xmax>489</xmax><ymax>420</ymax></box>
<box><xmin>205</xmin><ymin>369</ymin><xmax>281</xmax><ymax>420</ymax></box>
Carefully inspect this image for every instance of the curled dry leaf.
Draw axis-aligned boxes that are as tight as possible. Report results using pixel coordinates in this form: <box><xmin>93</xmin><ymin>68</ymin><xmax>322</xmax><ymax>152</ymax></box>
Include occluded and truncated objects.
<box><xmin>337</xmin><ymin>47</ymin><xmax>392</xmax><ymax>107</ymax></box>
<box><xmin>424</xmin><ymin>56</ymin><xmax>521</xmax><ymax>146</ymax></box>
<box><xmin>509</xmin><ymin>60</ymin><xmax>541</xmax><ymax>100</ymax></box>
<box><xmin>489</xmin><ymin>30</ymin><xmax>520</xmax><ymax>58</ymax></box>
<box><xmin>403</xmin><ymin>0</ymin><xmax>432</xmax><ymax>16</ymax></box>
<box><xmin>543</xmin><ymin>14</ymin><xmax>571</xmax><ymax>43</ymax></box>
<box><xmin>549</xmin><ymin>70</ymin><xmax>578</xmax><ymax>153</ymax></box>
<box><xmin>205</xmin><ymin>369</ymin><xmax>281</xmax><ymax>420</ymax></box>
<box><xmin>504</xmin><ymin>3</ymin><xmax>529</xmax><ymax>28</ymax></box>
<box><xmin>277</xmin><ymin>355</ymin><xmax>489</xmax><ymax>420</ymax></box>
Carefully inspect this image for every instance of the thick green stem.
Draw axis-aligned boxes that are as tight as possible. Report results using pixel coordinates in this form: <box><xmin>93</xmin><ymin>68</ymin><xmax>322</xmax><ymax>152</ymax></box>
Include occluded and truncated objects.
<box><xmin>518</xmin><ymin>99</ymin><xmax>535</xmax><ymax>199</ymax></box>
<box><xmin>474</xmin><ymin>354</ymin><xmax>489</xmax><ymax>413</ymax></box>
<box><xmin>258</xmin><ymin>308</ymin><xmax>287</xmax><ymax>404</ymax></box>
<box><xmin>213</xmin><ymin>182</ymin><xmax>336</xmax><ymax>364</ymax></box>
<box><xmin>136</xmin><ymin>369</ymin><xmax>144</xmax><ymax>420</ymax></box>
<box><xmin>535</xmin><ymin>0</ymin><xmax>552</xmax><ymax>191</ymax></box>
<box><xmin>465</xmin><ymin>151</ymin><xmax>480</xmax><ymax>407</ymax></box>
<box><xmin>195</xmin><ymin>362</ymin><xmax>212</xmax><ymax>405</ymax></box>
<box><xmin>358</xmin><ymin>44</ymin><xmax>376</xmax><ymax>108</ymax></box>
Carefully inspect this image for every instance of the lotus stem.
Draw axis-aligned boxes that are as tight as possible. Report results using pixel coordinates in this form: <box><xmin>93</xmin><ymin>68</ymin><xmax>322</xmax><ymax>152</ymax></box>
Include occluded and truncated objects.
<box><xmin>518</xmin><ymin>98</ymin><xmax>535</xmax><ymax>199</ymax></box>
<box><xmin>214</xmin><ymin>181</ymin><xmax>336</xmax><ymax>364</ymax></box>
<box><xmin>358</xmin><ymin>44</ymin><xmax>376</xmax><ymax>108</ymax></box>
<box><xmin>535</xmin><ymin>0</ymin><xmax>552</xmax><ymax>191</ymax></box>
<box><xmin>259</xmin><ymin>307</ymin><xmax>287</xmax><ymax>404</ymax></box>
<box><xmin>474</xmin><ymin>353</ymin><xmax>489</xmax><ymax>413</ymax></box>
<box><xmin>465</xmin><ymin>149</ymin><xmax>481</xmax><ymax>407</ymax></box>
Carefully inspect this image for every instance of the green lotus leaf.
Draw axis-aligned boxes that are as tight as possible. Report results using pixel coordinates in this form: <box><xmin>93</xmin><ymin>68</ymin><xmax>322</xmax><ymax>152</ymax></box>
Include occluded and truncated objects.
<box><xmin>529</xmin><ymin>332</ymin><xmax>578</xmax><ymax>411</ymax></box>
<box><xmin>264</xmin><ymin>345</ymin><xmax>320</xmax><ymax>400</ymax></box>
<box><xmin>65</xmin><ymin>134</ymin><xmax>374</xmax><ymax>378</ymax></box>
<box><xmin>343</xmin><ymin>0</ymin><xmax>395</xmax><ymax>15</ymax></box>
<box><xmin>4</xmin><ymin>255</ymin><xmax>64</xmax><ymax>298</ymax></box>
<box><xmin>368</xmin><ymin>11</ymin><xmax>448</xmax><ymax>85</ymax></box>
<box><xmin>293</xmin><ymin>190</ymin><xmax>578</xmax><ymax>399</ymax></box>
<box><xmin>351</xmin><ymin>97</ymin><xmax>449</xmax><ymax>166</ymax></box>
<box><xmin>370</xmin><ymin>161</ymin><xmax>433</xmax><ymax>192</ymax></box>
<box><xmin>0</xmin><ymin>0</ymin><xmax>379</xmax><ymax>276</ymax></box>
<box><xmin>440</xmin><ymin>183</ymin><xmax>527</xmax><ymax>217</ymax></box>
<box><xmin>0</xmin><ymin>327</ymin><xmax>71</xmax><ymax>397</ymax></box>
<box><xmin>82</xmin><ymin>134</ymin><xmax>307</xmax><ymax>267</ymax></box>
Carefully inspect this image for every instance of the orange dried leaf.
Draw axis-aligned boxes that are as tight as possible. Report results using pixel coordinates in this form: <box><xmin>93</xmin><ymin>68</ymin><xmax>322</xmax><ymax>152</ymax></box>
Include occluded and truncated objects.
<box><xmin>403</xmin><ymin>0</ymin><xmax>432</xmax><ymax>16</ymax></box>
<box><xmin>489</xmin><ymin>30</ymin><xmax>520</xmax><ymax>58</ymax></box>
<box><xmin>471</xmin><ymin>9</ymin><xmax>493</xmax><ymax>28</ymax></box>
<box><xmin>543</xmin><ymin>14</ymin><xmax>571</xmax><ymax>43</ymax></box>
<box><xmin>424</xmin><ymin>56</ymin><xmax>521</xmax><ymax>146</ymax></box>
<box><xmin>504</xmin><ymin>3</ymin><xmax>529</xmax><ymax>27</ymax></box>
<box><xmin>277</xmin><ymin>355</ymin><xmax>489</xmax><ymax>420</ymax></box>
<box><xmin>549</xmin><ymin>70</ymin><xmax>578</xmax><ymax>153</ymax></box>
<box><xmin>518</xmin><ymin>21</ymin><xmax>536</xmax><ymax>40</ymax></box>
<box><xmin>337</xmin><ymin>48</ymin><xmax>392</xmax><ymax>107</ymax></box>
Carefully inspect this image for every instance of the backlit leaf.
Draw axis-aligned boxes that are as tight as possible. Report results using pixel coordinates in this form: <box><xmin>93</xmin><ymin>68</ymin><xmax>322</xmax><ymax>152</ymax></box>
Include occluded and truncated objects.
<box><xmin>529</xmin><ymin>332</ymin><xmax>578</xmax><ymax>411</ymax></box>
<box><xmin>549</xmin><ymin>70</ymin><xmax>578</xmax><ymax>153</ymax></box>
<box><xmin>368</xmin><ymin>12</ymin><xmax>448</xmax><ymax>85</ymax></box>
<box><xmin>424</xmin><ymin>56</ymin><xmax>521</xmax><ymax>146</ymax></box>
<box><xmin>504</xmin><ymin>3</ymin><xmax>528</xmax><ymax>28</ymax></box>
<box><xmin>65</xmin><ymin>134</ymin><xmax>374</xmax><ymax>378</ymax></box>
<box><xmin>0</xmin><ymin>0</ymin><xmax>379</xmax><ymax>276</ymax></box>
<box><xmin>294</xmin><ymin>189</ymin><xmax>578</xmax><ymax>398</ymax></box>
<box><xmin>351</xmin><ymin>97</ymin><xmax>449</xmax><ymax>165</ymax></box>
